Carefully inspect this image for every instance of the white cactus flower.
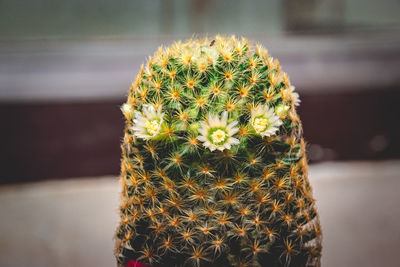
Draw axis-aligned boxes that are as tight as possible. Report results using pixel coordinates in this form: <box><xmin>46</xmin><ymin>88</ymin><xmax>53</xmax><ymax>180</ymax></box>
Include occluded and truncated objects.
<box><xmin>200</xmin><ymin>46</ymin><xmax>219</xmax><ymax>65</ymax></box>
<box><xmin>290</xmin><ymin>85</ymin><xmax>301</xmax><ymax>106</ymax></box>
<box><xmin>131</xmin><ymin>104</ymin><xmax>165</xmax><ymax>140</ymax></box>
<box><xmin>250</xmin><ymin>104</ymin><xmax>282</xmax><ymax>137</ymax></box>
<box><xmin>121</xmin><ymin>103</ymin><xmax>134</xmax><ymax>120</ymax></box>
<box><xmin>197</xmin><ymin>111</ymin><xmax>240</xmax><ymax>151</ymax></box>
<box><xmin>193</xmin><ymin>45</ymin><xmax>219</xmax><ymax>68</ymax></box>
<box><xmin>275</xmin><ymin>104</ymin><xmax>290</xmax><ymax>118</ymax></box>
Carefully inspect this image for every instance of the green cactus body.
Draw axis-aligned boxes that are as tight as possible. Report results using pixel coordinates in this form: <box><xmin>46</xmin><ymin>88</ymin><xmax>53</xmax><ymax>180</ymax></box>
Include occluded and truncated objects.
<box><xmin>115</xmin><ymin>36</ymin><xmax>322</xmax><ymax>267</ymax></box>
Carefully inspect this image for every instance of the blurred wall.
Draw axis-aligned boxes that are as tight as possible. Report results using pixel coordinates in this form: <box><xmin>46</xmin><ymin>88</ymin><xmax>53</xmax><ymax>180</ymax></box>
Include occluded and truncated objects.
<box><xmin>1</xmin><ymin>0</ymin><xmax>400</xmax><ymax>183</ymax></box>
<box><xmin>1</xmin><ymin>0</ymin><xmax>400</xmax><ymax>39</ymax></box>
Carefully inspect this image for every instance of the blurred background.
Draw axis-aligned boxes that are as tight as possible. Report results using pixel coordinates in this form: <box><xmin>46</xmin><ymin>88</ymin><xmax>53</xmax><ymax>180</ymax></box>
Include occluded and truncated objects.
<box><xmin>0</xmin><ymin>0</ymin><xmax>399</xmax><ymax>266</ymax></box>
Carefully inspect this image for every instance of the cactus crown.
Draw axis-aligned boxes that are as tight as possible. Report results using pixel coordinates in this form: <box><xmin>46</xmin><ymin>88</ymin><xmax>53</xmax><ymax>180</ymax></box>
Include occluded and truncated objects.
<box><xmin>115</xmin><ymin>35</ymin><xmax>322</xmax><ymax>267</ymax></box>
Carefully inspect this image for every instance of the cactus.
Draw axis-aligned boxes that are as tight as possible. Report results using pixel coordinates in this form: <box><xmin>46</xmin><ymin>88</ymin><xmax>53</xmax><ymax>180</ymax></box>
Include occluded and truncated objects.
<box><xmin>114</xmin><ymin>35</ymin><xmax>322</xmax><ymax>267</ymax></box>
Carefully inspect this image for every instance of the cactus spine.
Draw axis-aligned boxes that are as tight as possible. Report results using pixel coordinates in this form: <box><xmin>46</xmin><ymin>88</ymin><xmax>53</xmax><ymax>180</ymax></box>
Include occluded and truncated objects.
<box><xmin>115</xmin><ymin>35</ymin><xmax>322</xmax><ymax>267</ymax></box>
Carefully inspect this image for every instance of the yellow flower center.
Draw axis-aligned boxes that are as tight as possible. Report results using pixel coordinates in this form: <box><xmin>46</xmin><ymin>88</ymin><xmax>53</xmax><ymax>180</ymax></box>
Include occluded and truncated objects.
<box><xmin>211</xmin><ymin>129</ymin><xmax>226</xmax><ymax>144</ymax></box>
<box><xmin>253</xmin><ymin>117</ymin><xmax>268</xmax><ymax>132</ymax></box>
<box><xmin>145</xmin><ymin>119</ymin><xmax>160</xmax><ymax>136</ymax></box>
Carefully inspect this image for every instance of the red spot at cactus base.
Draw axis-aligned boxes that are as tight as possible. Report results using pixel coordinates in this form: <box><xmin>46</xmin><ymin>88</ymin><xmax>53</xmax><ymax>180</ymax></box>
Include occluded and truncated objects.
<box><xmin>126</xmin><ymin>259</ymin><xmax>151</xmax><ymax>267</ymax></box>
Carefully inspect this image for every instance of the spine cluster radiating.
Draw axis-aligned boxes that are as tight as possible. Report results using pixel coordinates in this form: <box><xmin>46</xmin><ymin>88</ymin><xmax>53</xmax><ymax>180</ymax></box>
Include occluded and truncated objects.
<box><xmin>115</xmin><ymin>35</ymin><xmax>322</xmax><ymax>267</ymax></box>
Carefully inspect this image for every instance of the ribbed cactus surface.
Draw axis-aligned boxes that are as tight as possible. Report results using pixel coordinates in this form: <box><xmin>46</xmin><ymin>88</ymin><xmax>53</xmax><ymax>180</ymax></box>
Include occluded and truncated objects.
<box><xmin>115</xmin><ymin>36</ymin><xmax>322</xmax><ymax>267</ymax></box>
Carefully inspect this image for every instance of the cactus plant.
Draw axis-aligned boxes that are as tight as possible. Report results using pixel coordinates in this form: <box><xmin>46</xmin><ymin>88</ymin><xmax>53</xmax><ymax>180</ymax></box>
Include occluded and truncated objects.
<box><xmin>114</xmin><ymin>35</ymin><xmax>322</xmax><ymax>267</ymax></box>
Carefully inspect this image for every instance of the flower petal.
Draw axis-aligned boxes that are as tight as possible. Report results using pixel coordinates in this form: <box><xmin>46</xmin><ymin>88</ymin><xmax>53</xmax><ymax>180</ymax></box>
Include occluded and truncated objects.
<box><xmin>228</xmin><ymin>127</ymin><xmax>239</xmax><ymax>135</ymax></box>
<box><xmin>229</xmin><ymin>137</ymin><xmax>240</xmax><ymax>145</ymax></box>
<box><xmin>197</xmin><ymin>135</ymin><xmax>207</xmax><ymax>142</ymax></box>
<box><xmin>221</xmin><ymin>111</ymin><xmax>228</xmax><ymax>125</ymax></box>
